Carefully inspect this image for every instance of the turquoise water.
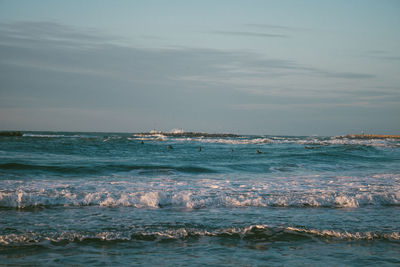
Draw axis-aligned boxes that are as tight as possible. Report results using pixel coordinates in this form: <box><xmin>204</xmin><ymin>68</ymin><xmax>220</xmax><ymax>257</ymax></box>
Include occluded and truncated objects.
<box><xmin>1</xmin><ymin>132</ymin><xmax>399</xmax><ymax>266</ymax></box>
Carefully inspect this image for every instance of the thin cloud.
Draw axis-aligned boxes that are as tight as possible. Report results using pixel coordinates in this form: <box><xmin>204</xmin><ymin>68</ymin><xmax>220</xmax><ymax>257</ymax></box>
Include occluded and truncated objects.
<box><xmin>230</xmin><ymin>101</ymin><xmax>386</xmax><ymax>111</ymax></box>
<box><xmin>323</xmin><ymin>72</ymin><xmax>375</xmax><ymax>79</ymax></box>
<box><xmin>0</xmin><ymin>21</ymin><xmax>123</xmax><ymax>50</ymax></box>
<box><xmin>363</xmin><ymin>50</ymin><xmax>400</xmax><ymax>62</ymax></box>
<box><xmin>245</xmin><ymin>23</ymin><xmax>298</xmax><ymax>31</ymax></box>
<box><xmin>211</xmin><ymin>31</ymin><xmax>288</xmax><ymax>38</ymax></box>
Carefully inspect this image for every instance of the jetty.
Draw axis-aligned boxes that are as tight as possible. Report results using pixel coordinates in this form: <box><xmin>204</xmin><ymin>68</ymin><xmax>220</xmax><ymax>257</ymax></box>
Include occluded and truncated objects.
<box><xmin>345</xmin><ymin>134</ymin><xmax>400</xmax><ymax>139</ymax></box>
<box><xmin>0</xmin><ymin>131</ymin><xmax>23</xmax><ymax>137</ymax></box>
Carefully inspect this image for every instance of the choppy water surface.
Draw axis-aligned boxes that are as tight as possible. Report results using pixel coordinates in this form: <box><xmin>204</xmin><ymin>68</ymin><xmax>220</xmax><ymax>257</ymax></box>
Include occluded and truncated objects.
<box><xmin>1</xmin><ymin>132</ymin><xmax>399</xmax><ymax>266</ymax></box>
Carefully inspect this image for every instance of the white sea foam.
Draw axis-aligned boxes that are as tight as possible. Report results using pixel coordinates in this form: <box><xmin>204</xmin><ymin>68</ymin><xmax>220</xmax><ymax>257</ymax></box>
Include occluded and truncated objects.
<box><xmin>270</xmin><ymin>136</ymin><xmax>397</xmax><ymax>147</ymax></box>
<box><xmin>195</xmin><ymin>137</ymin><xmax>274</xmax><ymax>145</ymax></box>
<box><xmin>283</xmin><ymin>226</ymin><xmax>400</xmax><ymax>240</ymax></box>
<box><xmin>133</xmin><ymin>133</ymin><xmax>167</xmax><ymax>141</ymax></box>
<box><xmin>321</xmin><ymin>137</ymin><xmax>393</xmax><ymax>147</ymax></box>
<box><xmin>20</xmin><ymin>132</ymin><xmax>399</xmax><ymax>147</ymax></box>
<box><xmin>103</xmin><ymin>136</ymin><xmax>123</xmax><ymax>142</ymax></box>
<box><xmin>1</xmin><ymin>173</ymin><xmax>399</xmax><ymax>209</ymax></box>
<box><xmin>1</xmin><ymin>225</ymin><xmax>398</xmax><ymax>245</ymax></box>
<box><xmin>23</xmin><ymin>134</ymin><xmax>68</xmax><ymax>138</ymax></box>
<box><xmin>153</xmin><ymin>137</ymin><xmax>275</xmax><ymax>145</ymax></box>
<box><xmin>129</xmin><ymin>135</ymin><xmax>398</xmax><ymax>147</ymax></box>
<box><xmin>23</xmin><ymin>133</ymin><xmax>91</xmax><ymax>139</ymax></box>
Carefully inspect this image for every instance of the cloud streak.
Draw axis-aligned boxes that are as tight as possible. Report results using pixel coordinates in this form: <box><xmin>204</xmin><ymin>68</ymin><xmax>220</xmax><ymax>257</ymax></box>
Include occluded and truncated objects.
<box><xmin>211</xmin><ymin>30</ymin><xmax>288</xmax><ymax>38</ymax></box>
<box><xmin>245</xmin><ymin>23</ymin><xmax>301</xmax><ymax>31</ymax></box>
<box><xmin>364</xmin><ymin>50</ymin><xmax>400</xmax><ymax>62</ymax></box>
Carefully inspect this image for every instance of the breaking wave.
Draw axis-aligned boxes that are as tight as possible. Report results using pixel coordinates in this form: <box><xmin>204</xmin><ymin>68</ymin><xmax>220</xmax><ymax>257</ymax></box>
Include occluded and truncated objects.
<box><xmin>22</xmin><ymin>133</ymin><xmax>92</xmax><ymax>138</ymax></box>
<box><xmin>130</xmin><ymin>135</ymin><xmax>399</xmax><ymax>147</ymax></box>
<box><xmin>1</xmin><ymin>225</ymin><xmax>398</xmax><ymax>246</ymax></box>
<box><xmin>18</xmin><ymin>132</ymin><xmax>400</xmax><ymax>148</ymax></box>
<box><xmin>1</xmin><ymin>177</ymin><xmax>399</xmax><ymax>209</ymax></box>
<box><xmin>193</xmin><ymin>136</ymin><xmax>398</xmax><ymax>147</ymax></box>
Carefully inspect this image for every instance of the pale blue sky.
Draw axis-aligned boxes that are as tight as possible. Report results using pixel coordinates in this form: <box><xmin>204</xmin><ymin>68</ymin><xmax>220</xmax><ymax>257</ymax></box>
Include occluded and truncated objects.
<box><xmin>0</xmin><ymin>0</ymin><xmax>399</xmax><ymax>135</ymax></box>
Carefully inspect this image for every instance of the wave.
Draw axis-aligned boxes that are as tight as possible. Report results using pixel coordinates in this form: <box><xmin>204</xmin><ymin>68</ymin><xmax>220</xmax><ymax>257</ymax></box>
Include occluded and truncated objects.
<box><xmin>192</xmin><ymin>137</ymin><xmax>274</xmax><ymax>145</ymax></box>
<box><xmin>267</xmin><ymin>136</ymin><xmax>397</xmax><ymax>147</ymax></box>
<box><xmin>128</xmin><ymin>135</ymin><xmax>399</xmax><ymax>147</ymax></box>
<box><xmin>22</xmin><ymin>133</ymin><xmax>89</xmax><ymax>138</ymax></box>
<box><xmin>133</xmin><ymin>133</ymin><xmax>168</xmax><ymax>141</ymax></box>
<box><xmin>0</xmin><ymin>163</ymin><xmax>215</xmax><ymax>175</ymax></box>
<box><xmin>23</xmin><ymin>134</ymin><xmax>66</xmax><ymax>138</ymax></box>
<box><xmin>136</xmin><ymin>131</ymin><xmax>239</xmax><ymax>138</ymax></box>
<box><xmin>1</xmin><ymin>225</ymin><xmax>398</xmax><ymax>246</ymax></box>
<box><xmin>1</xmin><ymin>185</ymin><xmax>398</xmax><ymax>209</ymax></box>
<box><xmin>17</xmin><ymin>132</ymin><xmax>400</xmax><ymax>148</ymax></box>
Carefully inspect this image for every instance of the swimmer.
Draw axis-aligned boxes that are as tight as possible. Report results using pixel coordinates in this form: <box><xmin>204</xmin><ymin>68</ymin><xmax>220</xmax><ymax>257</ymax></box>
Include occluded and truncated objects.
<box><xmin>256</xmin><ymin>150</ymin><xmax>262</xmax><ymax>154</ymax></box>
<box><xmin>304</xmin><ymin>146</ymin><xmax>319</xmax><ymax>149</ymax></box>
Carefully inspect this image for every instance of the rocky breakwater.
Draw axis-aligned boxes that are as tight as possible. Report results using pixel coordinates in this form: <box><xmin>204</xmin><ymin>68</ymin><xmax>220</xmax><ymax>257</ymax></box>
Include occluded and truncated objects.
<box><xmin>0</xmin><ymin>131</ymin><xmax>23</xmax><ymax>137</ymax></box>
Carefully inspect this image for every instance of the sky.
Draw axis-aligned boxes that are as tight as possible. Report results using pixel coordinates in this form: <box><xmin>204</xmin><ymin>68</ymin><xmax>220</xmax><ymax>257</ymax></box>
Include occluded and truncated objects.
<box><xmin>0</xmin><ymin>0</ymin><xmax>399</xmax><ymax>135</ymax></box>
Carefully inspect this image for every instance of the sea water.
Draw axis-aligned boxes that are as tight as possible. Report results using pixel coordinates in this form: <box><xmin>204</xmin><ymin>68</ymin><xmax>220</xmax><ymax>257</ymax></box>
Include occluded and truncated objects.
<box><xmin>0</xmin><ymin>132</ymin><xmax>399</xmax><ymax>266</ymax></box>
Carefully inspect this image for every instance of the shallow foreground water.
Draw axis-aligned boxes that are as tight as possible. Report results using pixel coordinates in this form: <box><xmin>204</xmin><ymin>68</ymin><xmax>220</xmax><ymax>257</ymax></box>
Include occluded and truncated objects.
<box><xmin>1</xmin><ymin>132</ymin><xmax>399</xmax><ymax>266</ymax></box>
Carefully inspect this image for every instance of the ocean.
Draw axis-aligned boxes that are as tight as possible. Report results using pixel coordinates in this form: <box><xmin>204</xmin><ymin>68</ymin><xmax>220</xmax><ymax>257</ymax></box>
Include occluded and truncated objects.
<box><xmin>0</xmin><ymin>131</ymin><xmax>399</xmax><ymax>266</ymax></box>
